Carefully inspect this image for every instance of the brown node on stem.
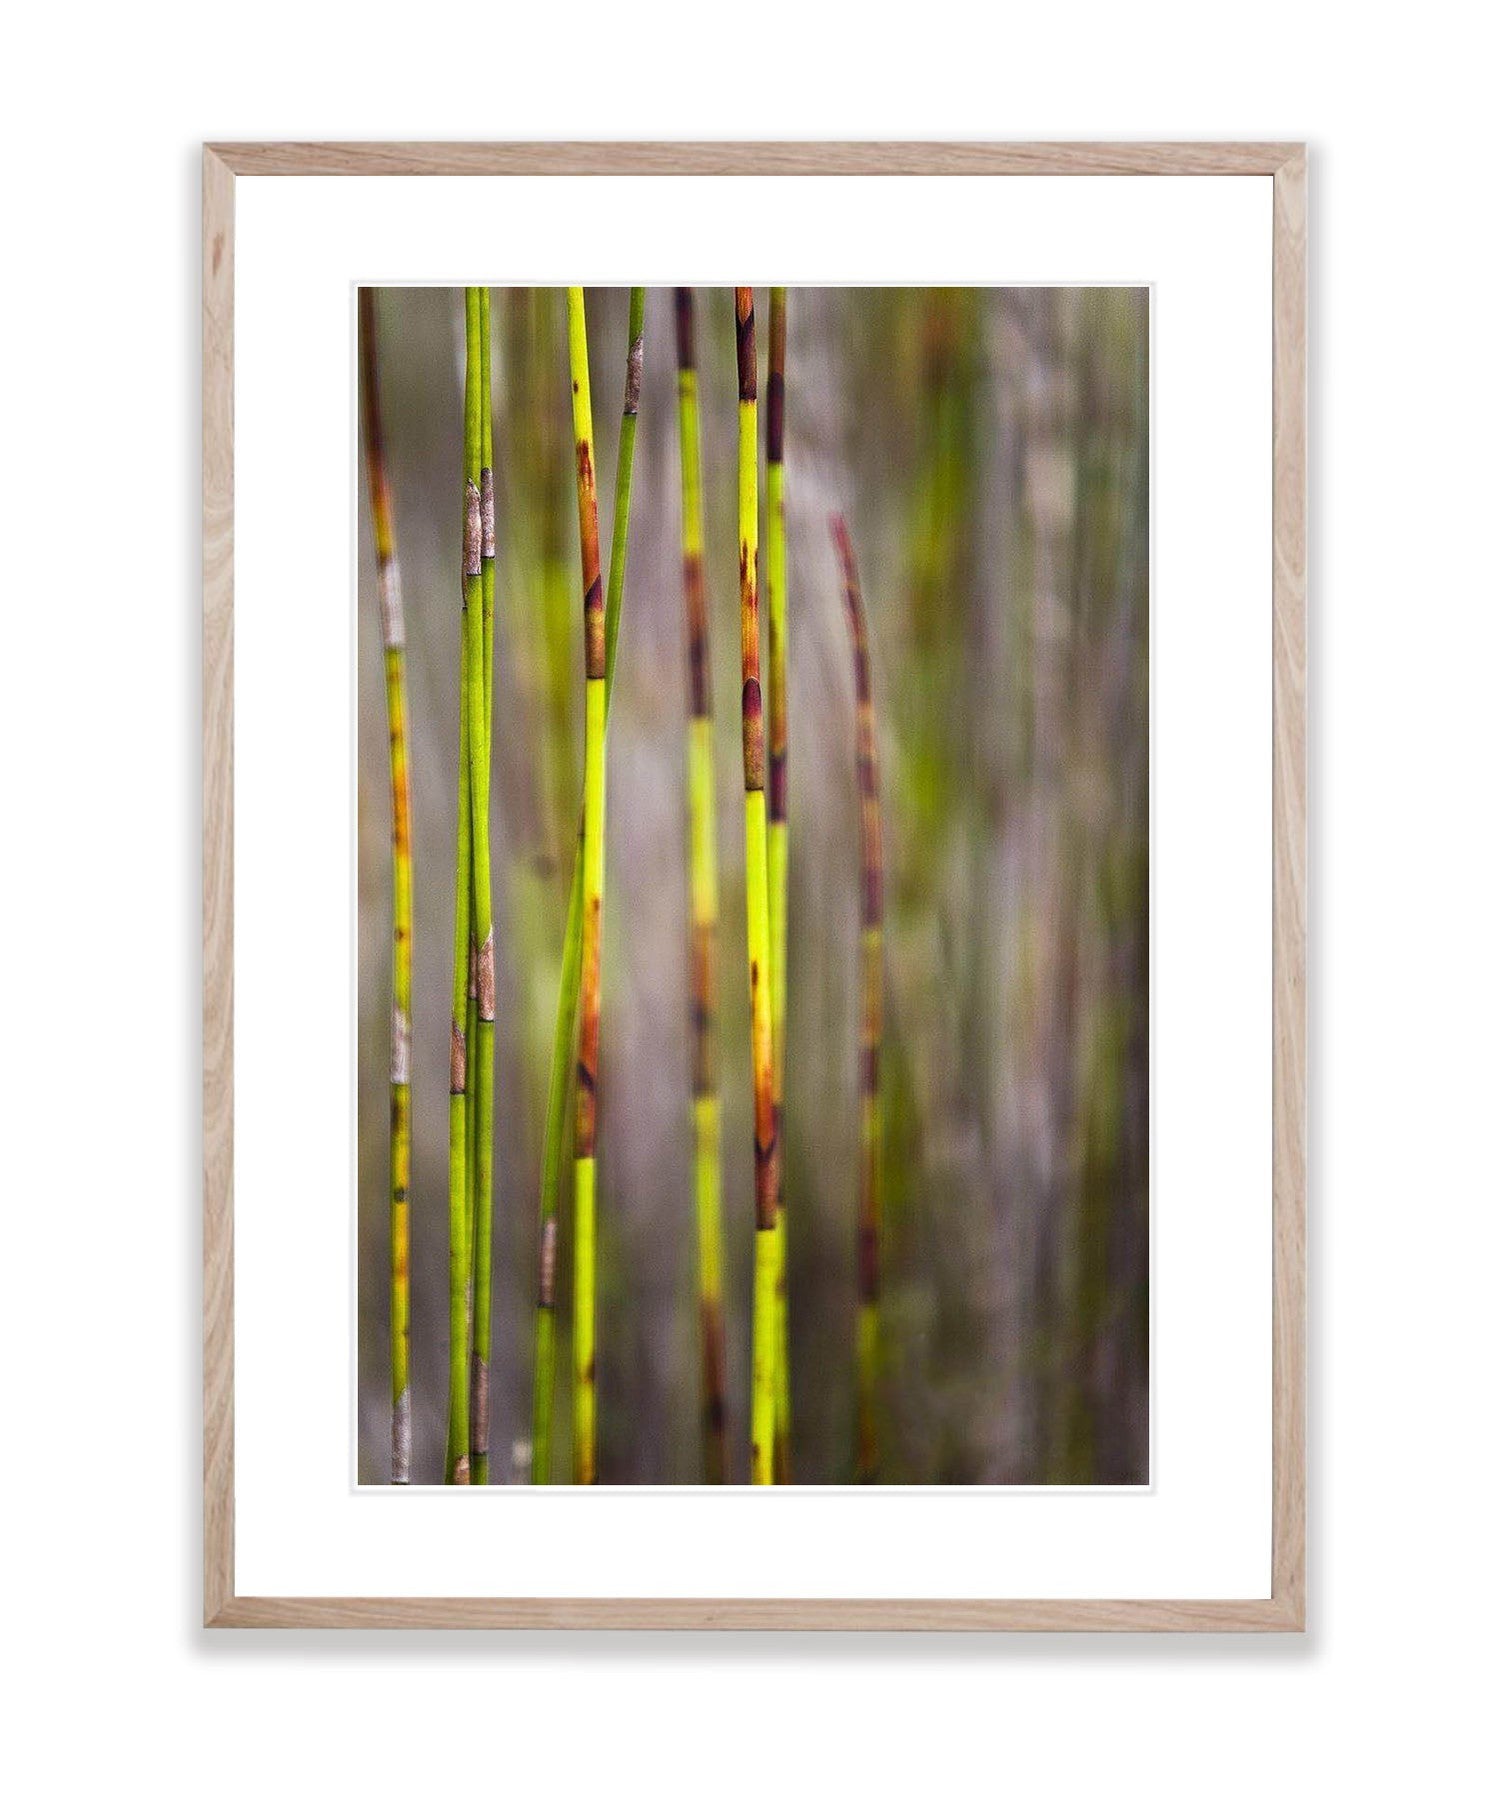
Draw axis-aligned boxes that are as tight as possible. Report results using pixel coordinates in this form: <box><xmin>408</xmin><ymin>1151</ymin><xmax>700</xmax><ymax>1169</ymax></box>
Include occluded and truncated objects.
<box><xmin>389</xmin><ymin>762</ymin><xmax>411</xmax><ymax>859</ymax></box>
<box><xmin>690</xmin><ymin>921</ymin><xmax>717</xmax><ymax>1096</ymax></box>
<box><xmin>583</xmin><ymin>581</ymin><xmax>605</xmax><ymax>681</ymax></box>
<box><xmin>538</xmin><ymin>1216</ymin><xmax>558</xmax><ymax>1309</ymax></box>
<box><xmin>480</xmin><ymin>467</ymin><xmax>496</xmax><ymax>559</ymax></box>
<box><xmin>624</xmin><ymin>331</ymin><xmax>643</xmax><ymax>417</ymax></box>
<box><xmin>734</xmin><ymin>288</ymin><xmax>757</xmax><ymax>400</ymax></box>
<box><xmin>742</xmin><ymin>678</ymin><xmax>765</xmax><ymax>790</ymax></box>
<box><xmin>684</xmin><ymin>558</ymin><xmax>710</xmax><ymax>716</ymax></box>
<box><xmin>767</xmin><ymin>285</ymin><xmax>785</xmax><ymax>463</ymax></box>
<box><xmin>701</xmin><ymin>1298</ymin><xmax>727</xmax><ymax>1483</ymax></box>
<box><xmin>674</xmin><ymin>287</ymin><xmax>695</xmax><ymax>370</ymax></box>
<box><xmin>463</xmin><ymin>480</ymin><xmax>482</xmax><ymax>579</ymax></box>
<box><xmin>575</xmin><ymin>1060</ymin><xmax>598</xmax><ymax>1160</ymax></box>
<box><xmin>752</xmin><ymin>1067</ymin><xmax>779</xmax><ymax>1232</ymax></box>
<box><xmin>768</xmin><ymin>746</ymin><xmax>787</xmax><ymax>824</ymax></box>
<box><xmin>476</xmin><ymin>928</ymin><xmax>496</xmax><ymax>1023</ymax></box>
<box><xmin>449</xmin><ymin>1018</ymin><xmax>467</xmax><ymax>1095</ymax></box>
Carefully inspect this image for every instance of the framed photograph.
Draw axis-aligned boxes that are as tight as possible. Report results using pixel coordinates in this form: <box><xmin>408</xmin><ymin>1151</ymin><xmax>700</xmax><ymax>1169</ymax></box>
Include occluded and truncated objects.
<box><xmin>203</xmin><ymin>141</ymin><xmax>1305</xmax><ymax>1628</ymax></box>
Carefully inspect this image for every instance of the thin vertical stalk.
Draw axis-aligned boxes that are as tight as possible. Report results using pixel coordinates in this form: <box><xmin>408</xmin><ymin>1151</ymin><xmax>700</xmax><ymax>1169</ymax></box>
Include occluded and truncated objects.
<box><xmin>565</xmin><ymin>286</ymin><xmax>636</xmax><ymax>1485</ymax></box>
<box><xmin>462</xmin><ymin>934</ymin><xmax>478</xmax><ymax>1455</ymax></box>
<box><xmin>469</xmin><ymin>286</ymin><xmax>497</xmax><ymax>1484</ymax></box>
<box><xmin>765</xmin><ymin>286</ymin><xmax>791</xmax><ymax>1483</ymax></box>
<box><xmin>463</xmin><ymin>935</ymin><xmax>478</xmax><ymax>1474</ymax></box>
<box><xmin>532</xmin><ymin>289</ymin><xmax>643</xmax><ymax>1483</ymax></box>
<box><xmin>736</xmin><ymin>288</ymin><xmax>778</xmax><ymax>1485</ymax></box>
<box><xmin>675</xmin><ymin>289</ymin><xmax>727</xmax><ymax>1483</ymax></box>
<box><xmin>446</xmin><ymin>291</ymin><xmax>483</xmax><ymax>1483</ymax></box>
<box><xmin>831</xmin><ymin>515</ymin><xmax>884</xmax><ymax>1483</ymax></box>
<box><xmin>480</xmin><ymin>286</ymin><xmax>497</xmax><ymax>732</ymax></box>
<box><xmin>604</xmin><ymin>290</ymin><xmax>645</xmax><ymax>694</ymax></box>
<box><xmin>358</xmin><ymin>290</ymin><xmax>414</xmax><ymax>1485</ymax></box>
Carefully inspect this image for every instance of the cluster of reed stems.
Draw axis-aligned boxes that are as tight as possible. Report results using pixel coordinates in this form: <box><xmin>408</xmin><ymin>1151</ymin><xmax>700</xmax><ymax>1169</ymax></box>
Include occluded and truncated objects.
<box><xmin>442</xmin><ymin>288</ymin><xmax>497</xmax><ymax>1483</ymax></box>
<box><xmin>365</xmin><ymin>287</ymin><xmax>887</xmax><ymax>1485</ymax></box>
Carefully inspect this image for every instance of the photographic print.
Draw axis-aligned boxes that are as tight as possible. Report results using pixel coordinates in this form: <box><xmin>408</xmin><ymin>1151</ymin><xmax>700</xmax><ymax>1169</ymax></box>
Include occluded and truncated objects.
<box><xmin>358</xmin><ymin>284</ymin><xmax>1149</xmax><ymax>1488</ymax></box>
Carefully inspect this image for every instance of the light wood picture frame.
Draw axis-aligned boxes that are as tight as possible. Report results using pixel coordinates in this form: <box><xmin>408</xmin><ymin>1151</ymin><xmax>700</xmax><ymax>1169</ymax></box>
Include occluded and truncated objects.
<box><xmin>203</xmin><ymin>140</ymin><xmax>1306</xmax><ymax>1630</ymax></box>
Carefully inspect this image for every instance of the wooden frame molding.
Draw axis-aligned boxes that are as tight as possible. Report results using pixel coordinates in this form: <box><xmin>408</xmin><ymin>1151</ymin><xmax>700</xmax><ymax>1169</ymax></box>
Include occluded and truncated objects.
<box><xmin>203</xmin><ymin>141</ymin><xmax>1306</xmax><ymax>1630</ymax></box>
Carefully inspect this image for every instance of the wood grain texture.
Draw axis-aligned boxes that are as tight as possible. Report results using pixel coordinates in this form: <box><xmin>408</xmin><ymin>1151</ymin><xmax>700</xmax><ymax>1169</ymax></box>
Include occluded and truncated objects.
<box><xmin>208</xmin><ymin>141</ymin><xmax>1298</xmax><ymax>178</ymax></box>
<box><xmin>203</xmin><ymin>145</ymin><xmax>236</xmax><ymax>1626</ymax></box>
<box><xmin>1270</xmin><ymin>147</ymin><xmax>1308</xmax><ymax>1630</ymax></box>
<box><xmin>211</xmin><ymin>1595</ymin><xmax>1301</xmax><ymax>1631</ymax></box>
<box><xmin>201</xmin><ymin>141</ymin><xmax>1307</xmax><ymax>1631</ymax></box>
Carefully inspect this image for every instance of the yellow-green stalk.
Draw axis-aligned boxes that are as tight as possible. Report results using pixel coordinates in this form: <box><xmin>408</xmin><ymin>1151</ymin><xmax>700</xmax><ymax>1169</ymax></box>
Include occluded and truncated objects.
<box><xmin>831</xmin><ymin>515</ymin><xmax>884</xmax><ymax>1483</ymax></box>
<box><xmin>765</xmin><ymin>286</ymin><xmax>791</xmax><ymax>1483</ymax></box>
<box><xmin>532</xmin><ymin>289</ymin><xmax>644</xmax><ymax>1483</ymax></box>
<box><xmin>568</xmin><ymin>288</ymin><xmax>609</xmax><ymax>1484</ymax></box>
<box><xmin>445</xmin><ymin>292</ymin><xmax>484</xmax><ymax>1483</ymax></box>
<box><xmin>463</xmin><ymin>934</ymin><xmax>478</xmax><ymax>1424</ymax></box>
<box><xmin>358</xmin><ymin>290</ymin><xmax>414</xmax><ymax>1485</ymax></box>
<box><xmin>735</xmin><ymin>289</ymin><xmax>778</xmax><ymax>1485</ymax></box>
<box><xmin>675</xmin><ymin>289</ymin><xmax>728</xmax><ymax>1482</ymax></box>
<box><xmin>469</xmin><ymin>286</ymin><xmax>497</xmax><ymax>1483</ymax></box>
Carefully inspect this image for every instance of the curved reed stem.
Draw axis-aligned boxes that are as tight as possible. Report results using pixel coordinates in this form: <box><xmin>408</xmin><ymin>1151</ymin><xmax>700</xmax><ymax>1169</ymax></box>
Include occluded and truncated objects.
<box><xmin>831</xmin><ymin>514</ymin><xmax>884</xmax><ymax>1483</ymax></box>
<box><xmin>735</xmin><ymin>288</ymin><xmax>777</xmax><ymax>1485</ymax></box>
<box><xmin>675</xmin><ymin>288</ymin><xmax>728</xmax><ymax>1482</ymax></box>
<box><xmin>469</xmin><ymin>286</ymin><xmax>496</xmax><ymax>1484</ymax></box>
<box><xmin>531</xmin><ymin>290</ymin><xmax>643</xmax><ymax>1484</ymax></box>
<box><xmin>765</xmin><ymin>286</ymin><xmax>791</xmax><ymax>1483</ymax></box>
<box><xmin>358</xmin><ymin>290</ymin><xmax>414</xmax><ymax>1485</ymax></box>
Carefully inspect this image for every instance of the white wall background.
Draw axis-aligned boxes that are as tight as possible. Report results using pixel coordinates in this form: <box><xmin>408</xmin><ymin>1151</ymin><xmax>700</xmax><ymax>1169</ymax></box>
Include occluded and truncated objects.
<box><xmin>5</xmin><ymin>5</ymin><xmax>1493</xmax><ymax>1793</ymax></box>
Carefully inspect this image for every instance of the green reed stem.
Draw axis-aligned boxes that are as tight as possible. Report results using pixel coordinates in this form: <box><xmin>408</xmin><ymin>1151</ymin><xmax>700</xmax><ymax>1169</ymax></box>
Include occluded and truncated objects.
<box><xmin>734</xmin><ymin>289</ymin><xmax>777</xmax><ymax>1485</ymax></box>
<box><xmin>445</xmin><ymin>291</ymin><xmax>484</xmax><ymax>1482</ymax></box>
<box><xmin>567</xmin><ymin>287</ymin><xmax>605</xmax><ymax>1484</ymax></box>
<box><xmin>765</xmin><ymin>286</ymin><xmax>791</xmax><ymax>1482</ymax></box>
<box><xmin>531</xmin><ymin>289</ymin><xmax>644</xmax><ymax>1484</ymax></box>
<box><xmin>469</xmin><ymin>286</ymin><xmax>497</xmax><ymax>1484</ymax></box>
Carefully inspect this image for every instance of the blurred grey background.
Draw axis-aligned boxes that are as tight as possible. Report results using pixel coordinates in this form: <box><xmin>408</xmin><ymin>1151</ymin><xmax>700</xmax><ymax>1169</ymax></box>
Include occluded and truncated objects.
<box><xmin>358</xmin><ymin>286</ymin><xmax>1148</xmax><ymax>1484</ymax></box>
